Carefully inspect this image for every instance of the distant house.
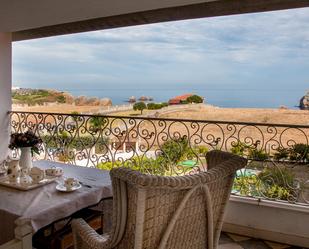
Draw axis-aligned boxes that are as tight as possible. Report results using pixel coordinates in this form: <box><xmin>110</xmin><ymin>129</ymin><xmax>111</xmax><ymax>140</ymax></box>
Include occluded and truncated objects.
<box><xmin>168</xmin><ymin>93</ymin><xmax>193</xmax><ymax>105</ymax></box>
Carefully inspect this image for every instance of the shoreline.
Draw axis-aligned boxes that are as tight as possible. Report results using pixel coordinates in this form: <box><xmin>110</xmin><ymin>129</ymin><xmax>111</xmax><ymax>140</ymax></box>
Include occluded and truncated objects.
<box><xmin>12</xmin><ymin>87</ymin><xmax>303</xmax><ymax>110</ymax></box>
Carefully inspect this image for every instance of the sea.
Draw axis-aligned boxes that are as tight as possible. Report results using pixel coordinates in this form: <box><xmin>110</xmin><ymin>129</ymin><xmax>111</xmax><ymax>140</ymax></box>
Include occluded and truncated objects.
<box><xmin>60</xmin><ymin>86</ymin><xmax>305</xmax><ymax>109</ymax></box>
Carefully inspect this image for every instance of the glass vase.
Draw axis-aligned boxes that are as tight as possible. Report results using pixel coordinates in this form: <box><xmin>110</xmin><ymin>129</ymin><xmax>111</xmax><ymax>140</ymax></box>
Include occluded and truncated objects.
<box><xmin>19</xmin><ymin>147</ymin><xmax>33</xmax><ymax>170</ymax></box>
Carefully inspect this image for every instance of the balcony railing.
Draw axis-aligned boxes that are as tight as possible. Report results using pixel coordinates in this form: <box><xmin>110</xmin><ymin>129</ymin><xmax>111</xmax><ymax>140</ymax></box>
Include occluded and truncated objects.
<box><xmin>10</xmin><ymin>111</ymin><xmax>309</xmax><ymax>205</ymax></box>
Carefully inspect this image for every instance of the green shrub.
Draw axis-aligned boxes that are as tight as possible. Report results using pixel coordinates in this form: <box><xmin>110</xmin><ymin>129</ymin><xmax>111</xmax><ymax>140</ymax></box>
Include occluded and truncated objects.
<box><xmin>258</xmin><ymin>167</ymin><xmax>295</xmax><ymax>200</ymax></box>
<box><xmin>233</xmin><ymin>175</ymin><xmax>260</xmax><ymax>196</ymax></box>
<box><xmin>195</xmin><ymin>146</ymin><xmax>208</xmax><ymax>155</ymax></box>
<box><xmin>258</xmin><ymin>167</ymin><xmax>294</xmax><ymax>188</ymax></box>
<box><xmin>273</xmin><ymin>143</ymin><xmax>309</xmax><ymax>162</ymax></box>
<box><xmin>262</xmin><ymin>185</ymin><xmax>291</xmax><ymax>200</ymax></box>
<box><xmin>289</xmin><ymin>143</ymin><xmax>309</xmax><ymax>161</ymax></box>
<box><xmin>90</xmin><ymin>114</ymin><xmax>107</xmax><ymax>132</ymax></box>
<box><xmin>98</xmin><ymin>140</ymin><xmax>207</xmax><ymax>176</ymax></box>
<box><xmin>56</xmin><ymin>95</ymin><xmax>66</xmax><ymax>103</ymax></box>
<box><xmin>42</xmin><ymin>134</ymin><xmax>109</xmax><ymax>151</ymax></box>
<box><xmin>233</xmin><ymin>166</ymin><xmax>295</xmax><ymax>201</ymax></box>
<box><xmin>273</xmin><ymin>147</ymin><xmax>289</xmax><ymax>160</ymax></box>
<box><xmin>160</xmin><ymin>137</ymin><xmax>190</xmax><ymax>164</ymax></box>
<box><xmin>248</xmin><ymin>148</ymin><xmax>269</xmax><ymax>161</ymax></box>
<box><xmin>186</xmin><ymin>95</ymin><xmax>203</xmax><ymax>104</ymax></box>
<box><xmin>230</xmin><ymin>142</ymin><xmax>269</xmax><ymax>160</ymax></box>
<box><xmin>147</xmin><ymin>103</ymin><xmax>167</xmax><ymax>110</ymax></box>
<box><xmin>97</xmin><ymin>160</ymin><xmax>121</xmax><ymax>171</ymax></box>
<box><xmin>97</xmin><ymin>156</ymin><xmax>167</xmax><ymax>175</ymax></box>
<box><xmin>230</xmin><ymin>142</ymin><xmax>251</xmax><ymax>156</ymax></box>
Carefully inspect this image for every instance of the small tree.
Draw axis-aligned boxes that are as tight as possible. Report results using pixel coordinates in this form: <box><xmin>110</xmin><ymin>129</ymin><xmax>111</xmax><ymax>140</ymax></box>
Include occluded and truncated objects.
<box><xmin>133</xmin><ymin>102</ymin><xmax>146</xmax><ymax>114</ymax></box>
<box><xmin>90</xmin><ymin>114</ymin><xmax>106</xmax><ymax>132</ymax></box>
<box><xmin>56</xmin><ymin>95</ymin><xmax>66</xmax><ymax>103</ymax></box>
<box><xmin>186</xmin><ymin>95</ymin><xmax>203</xmax><ymax>104</ymax></box>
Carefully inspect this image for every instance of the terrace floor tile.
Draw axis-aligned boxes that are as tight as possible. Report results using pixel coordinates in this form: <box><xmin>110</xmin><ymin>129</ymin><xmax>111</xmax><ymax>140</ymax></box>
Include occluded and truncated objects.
<box><xmin>219</xmin><ymin>233</ymin><xmax>307</xmax><ymax>249</ymax></box>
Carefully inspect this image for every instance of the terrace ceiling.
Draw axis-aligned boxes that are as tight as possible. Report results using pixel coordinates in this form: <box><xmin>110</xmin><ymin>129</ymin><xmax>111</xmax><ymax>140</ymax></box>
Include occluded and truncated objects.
<box><xmin>1</xmin><ymin>0</ymin><xmax>309</xmax><ymax>41</ymax></box>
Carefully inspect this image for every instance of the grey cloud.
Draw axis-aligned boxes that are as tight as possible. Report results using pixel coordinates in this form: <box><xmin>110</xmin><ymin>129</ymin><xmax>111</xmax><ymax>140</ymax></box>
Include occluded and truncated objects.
<box><xmin>12</xmin><ymin>8</ymin><xmax>309</xmax><ymax>90</ymax></box>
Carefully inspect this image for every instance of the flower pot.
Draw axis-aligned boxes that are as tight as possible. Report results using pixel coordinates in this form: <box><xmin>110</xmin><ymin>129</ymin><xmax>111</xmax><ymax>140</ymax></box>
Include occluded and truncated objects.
<box><xmin>19</xmin><ymin>147</ymin><xmax>33</xmax><ymax>170</ymax></box>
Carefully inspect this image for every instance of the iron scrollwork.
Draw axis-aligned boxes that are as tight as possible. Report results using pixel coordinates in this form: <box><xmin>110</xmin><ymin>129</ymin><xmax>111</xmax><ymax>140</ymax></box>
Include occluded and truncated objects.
<box><xmin>9</xmin><ymin>111</ymin><xmax>309</xmax><ymax>205</ymax></box>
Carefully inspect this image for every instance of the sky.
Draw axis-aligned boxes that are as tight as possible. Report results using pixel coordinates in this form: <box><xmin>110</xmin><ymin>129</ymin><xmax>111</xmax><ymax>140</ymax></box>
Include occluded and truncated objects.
<box><xmin>12</xmin><ymin>8</ymin><xmax>309</xmax><ymax>104</ymax></box>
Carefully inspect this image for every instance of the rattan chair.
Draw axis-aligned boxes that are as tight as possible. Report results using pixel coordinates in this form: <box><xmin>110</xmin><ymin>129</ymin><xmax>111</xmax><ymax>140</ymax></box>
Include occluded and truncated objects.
<box><xmin>72</xmin><ymin>150</ymin><xmax>247</xmax><ymax>249</ymax></box>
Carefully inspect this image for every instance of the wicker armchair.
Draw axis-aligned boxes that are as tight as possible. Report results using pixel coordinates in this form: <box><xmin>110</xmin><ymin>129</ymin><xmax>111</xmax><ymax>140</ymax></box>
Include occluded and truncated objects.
<box><xmin>72</xmin><ymin>150</ymin><xmax>247</xmax><ymax>249</ymax></box>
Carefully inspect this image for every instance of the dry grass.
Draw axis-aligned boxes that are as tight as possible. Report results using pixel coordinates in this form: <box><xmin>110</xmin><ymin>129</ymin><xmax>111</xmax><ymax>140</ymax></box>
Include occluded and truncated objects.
<box><xmin>13</xmin><ymin>104</ymin><xmax>309</xmax><ymax>125</ymax></box>
<box><xmin>108</xmin><ymin>109</ymin><xmax>152</xmax><ymax>116</ymax></box>
<box><xmin>13</xmin><ymin>104</ymin><xmax>106</xmax><ymax>114</ymax></box>
<box><xmin>132</xmin><ymin>106</ymin><xmax>309</xmax><ymax>152</ymax></box>
<box><xmin>158</xmin><ymin>105</ymin><xmax>309</xmax><ymax>125</ymax></box>
<box><xmin>12</xmin><ymin>105</ymin><xmax>153</xmax><ymax>116</ymax></box>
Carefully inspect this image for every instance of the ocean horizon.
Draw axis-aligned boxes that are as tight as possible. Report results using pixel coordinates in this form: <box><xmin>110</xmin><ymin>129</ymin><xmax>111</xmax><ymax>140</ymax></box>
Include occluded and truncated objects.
<box><xmin>58</xmin><ymin>86</ymin><xmax>304</xmax><ymax>109</ymax></box>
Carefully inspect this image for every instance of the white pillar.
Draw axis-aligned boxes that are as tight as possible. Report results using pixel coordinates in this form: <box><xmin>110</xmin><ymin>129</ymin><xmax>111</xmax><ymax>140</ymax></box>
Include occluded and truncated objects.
<box><xmin>0</xmin><ymin>33</ymin><xmax>12</xmax><ymax>162</ymax></box>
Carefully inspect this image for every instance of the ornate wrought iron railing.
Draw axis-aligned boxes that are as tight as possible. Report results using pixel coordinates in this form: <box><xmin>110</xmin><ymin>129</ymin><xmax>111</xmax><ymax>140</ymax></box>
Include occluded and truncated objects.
<box><xmin>9</xmin><ymin>111</ymin><xmax>309</xmax><ymax>205</ymax></box>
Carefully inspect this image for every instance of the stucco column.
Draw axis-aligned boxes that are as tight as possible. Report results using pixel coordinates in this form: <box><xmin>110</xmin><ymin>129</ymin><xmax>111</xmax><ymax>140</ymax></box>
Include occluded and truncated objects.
<box><xmin>0</xmin><ymin>33</ymin><xmax>12</xmax><ymax>162</ymax></box>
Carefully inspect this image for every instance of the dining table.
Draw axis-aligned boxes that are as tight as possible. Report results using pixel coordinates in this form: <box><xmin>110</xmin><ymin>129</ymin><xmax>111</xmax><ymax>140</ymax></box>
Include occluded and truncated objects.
<box><xmin>0</xmin><ymin>160</ymin><xmax>113</xmax><ymax>249</ymax></box>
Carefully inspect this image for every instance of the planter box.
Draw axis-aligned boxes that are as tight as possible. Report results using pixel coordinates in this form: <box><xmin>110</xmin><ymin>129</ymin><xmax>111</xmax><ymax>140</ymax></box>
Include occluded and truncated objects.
<box><xmin>223</xmin><ymin>195</ymin><xmax>309</xmax><ymax>247</ymax></box>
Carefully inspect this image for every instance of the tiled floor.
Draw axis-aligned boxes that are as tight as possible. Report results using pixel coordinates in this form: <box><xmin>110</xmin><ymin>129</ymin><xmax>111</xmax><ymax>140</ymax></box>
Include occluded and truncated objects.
<box><xmin>219</xmin><ymin>232</ymin><xmax>308</xmax><ymax>249</ymax></box>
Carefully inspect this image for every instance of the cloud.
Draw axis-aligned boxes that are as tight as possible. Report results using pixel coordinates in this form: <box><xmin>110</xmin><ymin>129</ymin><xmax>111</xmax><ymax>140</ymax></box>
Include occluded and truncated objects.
<box><xmin>12</xmin><ymin>7</ymin><xmax>309</xmax><ymax>92</ymax></box>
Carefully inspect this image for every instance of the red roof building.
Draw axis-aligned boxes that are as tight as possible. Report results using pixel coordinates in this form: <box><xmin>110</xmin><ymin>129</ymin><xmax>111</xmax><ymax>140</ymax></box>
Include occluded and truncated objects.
<box><xmin>168</xmin><ymin>94</ymin><xmax>193</xmax><ymax>105</ymax></box>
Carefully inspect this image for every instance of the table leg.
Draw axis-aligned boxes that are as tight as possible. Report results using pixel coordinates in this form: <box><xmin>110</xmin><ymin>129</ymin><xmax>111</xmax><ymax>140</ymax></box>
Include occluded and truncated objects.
<box><xmin>14</xmin><ymin>222</ymin><xmax>32</xmax><ymax>249</ymax></box>
<box><xmin>0</xmin><ymin>234</ymin><xmax>31</xmax><ymax>249</ymax></box>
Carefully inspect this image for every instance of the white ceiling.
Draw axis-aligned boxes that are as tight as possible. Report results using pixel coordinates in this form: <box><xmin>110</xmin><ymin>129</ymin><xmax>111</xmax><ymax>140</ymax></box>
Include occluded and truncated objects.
<box><xmin>2</xmin><ymin>0</ymin><xmax>309</xmax><ymax>41</ymax></box>
<box><xmin>0</xmin><ymin>0</ymin><xmax>214</xmax><ymax>32</ymax></box>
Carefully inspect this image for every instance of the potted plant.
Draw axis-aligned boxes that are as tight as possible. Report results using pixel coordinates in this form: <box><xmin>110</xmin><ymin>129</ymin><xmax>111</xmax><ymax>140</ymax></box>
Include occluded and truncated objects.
<box><xmin>9</xmin><ymin>130</ymin><xmax>42</xmax><ymax>170</ymax></box>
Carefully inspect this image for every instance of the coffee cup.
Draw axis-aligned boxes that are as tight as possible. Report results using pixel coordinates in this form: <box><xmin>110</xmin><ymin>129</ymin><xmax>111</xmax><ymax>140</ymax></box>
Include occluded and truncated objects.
<box><xmin>46</xmin><ymin>167</ymin><xmax>63</xmax><ymax>176</ymax></box>
<box><xmin>64</xmin><ymin>178</ymin><xmax>79</xmax><ymax>190</ymax></box>
<box><xmin>30</xmin><ymin>167</ymin><xmax>45</xmax><ymax>184</ymax></box>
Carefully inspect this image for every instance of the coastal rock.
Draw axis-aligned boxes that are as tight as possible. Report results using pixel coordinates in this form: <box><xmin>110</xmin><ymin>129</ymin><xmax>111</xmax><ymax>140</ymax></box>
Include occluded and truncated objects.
<box><xmin>63</xmin><ymin>93</ymin><xmax>74</xmax><ymax>104</ymax></box>
<box><xmin>75</xmin><ymin>96</ymin><xmax>87</xmax><ymax>106</ymax></box>
<box><xmin>139</xmin><ymin>96</ymin><xmax>147</xmax><ymax>101</ymax></box>
<box><xmin>299</xmin><ymin>91</ymin><xmax>309</xmax><ymax>110</ymax></box>
<box><xmin>129</xmin><ymin>96</ymin><xmax>136</xmax><ymax>103</ymax></box>
<box><xmin>86</xmin><ymin>97</ymin><xmax>100</xmax><ymax>106</ymax></box>
<box><xmin>279</xmin><ymin>105</ymin><xmax>288</xmax><ymax>110</ymax></box>
<box><xmin>74</xmin><ymin>96</ymin><xmax>112</xmax><ymax>106</ymax></box>
<box><xmin>100</xmin><ymin>98</ymin><xmax>112</xmax><ymax>106</ymax></box>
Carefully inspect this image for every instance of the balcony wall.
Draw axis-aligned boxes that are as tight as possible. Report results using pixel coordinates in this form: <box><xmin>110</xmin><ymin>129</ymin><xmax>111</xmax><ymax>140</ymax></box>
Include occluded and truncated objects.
<box><xmin>223</xmin><ymin>196</ymin><xmax>309</xmax><ymax>247</ymax></box>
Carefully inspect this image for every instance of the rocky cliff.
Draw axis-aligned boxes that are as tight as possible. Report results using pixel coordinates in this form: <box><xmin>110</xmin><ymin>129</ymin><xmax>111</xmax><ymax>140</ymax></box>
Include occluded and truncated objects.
<box><xmin>299</xmin><ymin>91</ymin><xmax>309</xmax><ymax>110</ymax></box>
<box><xmin>12</xmin><ymin>88</ymin><xmax>112</xmax><ymax>107</ymax></box>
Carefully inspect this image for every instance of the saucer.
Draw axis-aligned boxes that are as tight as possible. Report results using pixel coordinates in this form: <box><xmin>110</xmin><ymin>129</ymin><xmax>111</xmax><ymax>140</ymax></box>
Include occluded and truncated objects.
<box><xmin>56</xmin><ymin>183</ymin><xmax>81</xmax><ymax>192</ymax></box>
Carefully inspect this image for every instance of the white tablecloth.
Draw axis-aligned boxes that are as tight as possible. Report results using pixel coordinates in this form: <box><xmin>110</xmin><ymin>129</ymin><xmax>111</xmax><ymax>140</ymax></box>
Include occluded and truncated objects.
<box><xmin>0</xmin><ymin>161</ymin><xmax>112</xmax><ymax>245</ymax></box>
